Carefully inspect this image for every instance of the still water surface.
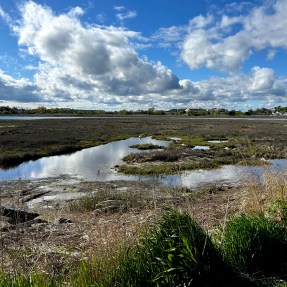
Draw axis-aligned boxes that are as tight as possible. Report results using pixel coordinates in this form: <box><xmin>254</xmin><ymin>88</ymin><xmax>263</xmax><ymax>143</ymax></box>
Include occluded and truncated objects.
<box><xmin>0</xmin><ymin>137</ymin><xmax>286</xmax><ymax>188</ymax></box>
<box><xmin>0</xmin><ymin>137</ymin><xmax>168</xmax><ymax>181</ymax></box>
<box><xmin>1</xmin><ymin>116</ymin><xmax>287</xmax><ymax>121</ymax></box>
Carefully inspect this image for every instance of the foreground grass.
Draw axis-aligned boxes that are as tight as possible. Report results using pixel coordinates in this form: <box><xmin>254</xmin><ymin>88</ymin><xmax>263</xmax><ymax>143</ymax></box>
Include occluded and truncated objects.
<box><xmin>1</xmin><ymin>171</ymin><xmax>287</xmax><ymax>286</ymax></box>
<box><xmin>2</xmin><ymin>209</ymin><xmax>286</xmax><ymax>286</ymax></box>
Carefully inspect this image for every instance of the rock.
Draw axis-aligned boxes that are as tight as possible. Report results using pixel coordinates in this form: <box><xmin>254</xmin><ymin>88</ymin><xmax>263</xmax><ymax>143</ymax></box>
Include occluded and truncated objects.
<box><xmin>0</xmin><ymin>206</ymin><xmax>39</xmax><ymax>224</ymax></box>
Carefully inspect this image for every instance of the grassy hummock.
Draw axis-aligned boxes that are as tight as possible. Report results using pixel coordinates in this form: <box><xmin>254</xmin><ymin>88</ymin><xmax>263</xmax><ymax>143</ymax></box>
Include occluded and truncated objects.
<box><xmin>129</xmin><ymin>143</ymin><xmax>166</xmax><ymax>150</ymax></box>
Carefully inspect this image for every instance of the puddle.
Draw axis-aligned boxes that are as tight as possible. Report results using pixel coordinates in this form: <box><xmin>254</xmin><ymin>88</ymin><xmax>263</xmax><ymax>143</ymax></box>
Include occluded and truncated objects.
<box><xmin>192</xmin><ymin>146</ymin><xmax>210</xmax><ymax>150</ymax></box>
<box><xmin>27</xmin><ymin>192</ymin><xmax>87</xmax><ymax>208</ymax></box>
<box><xmin>169</xmin><ymin>137</ymin><xmax>182</xmax><ymax>142</ymax></box>
<box><xmin>208</xmin><ymin>140</ymin><xmax>229</xmax><ymax>143</ymax></box>
<box><xmin>160</xmin><ymin>159</ymin><xmax>287</xmax><ymax>189</ymax></box>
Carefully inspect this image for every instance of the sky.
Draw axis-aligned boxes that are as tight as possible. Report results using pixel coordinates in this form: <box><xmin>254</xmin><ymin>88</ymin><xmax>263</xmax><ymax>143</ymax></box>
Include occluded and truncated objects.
<box><xmin>0</xmin><ymin>0</ymin><xmax>287</xmax><ymax>111</ymax></box>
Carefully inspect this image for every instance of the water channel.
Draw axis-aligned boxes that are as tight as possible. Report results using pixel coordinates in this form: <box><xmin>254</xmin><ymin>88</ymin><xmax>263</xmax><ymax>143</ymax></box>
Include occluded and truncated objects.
<box><xmin>0</xmin><ymin>137</ymin><xmax>287</xmax><ymax>189</ymax></box>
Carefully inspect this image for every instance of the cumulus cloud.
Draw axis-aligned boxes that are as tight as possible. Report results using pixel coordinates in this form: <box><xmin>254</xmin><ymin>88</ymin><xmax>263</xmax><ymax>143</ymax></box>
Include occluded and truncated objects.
<box><xmin>180</xmin><ymin>0</ymin><xmax>287</xmax><ymax>72</ymax></box>
<box><xmin>11</xmin><ymin>1</ymin><xmax>182</xmax><ymax>105</ymax></box>
<box><xmin>0</xmin><ymin>1</ymin><xmax>287</xmax><ymax>110</ymax></box>
<box><xmin>251</xmin><ymin>67</ymin><xmax>275</xmax><ymax>91</ymax></box>
<box><xmin>0</xmin><ymin>70</ymin><xmax>40</xmax><ymax>102</ymax></box>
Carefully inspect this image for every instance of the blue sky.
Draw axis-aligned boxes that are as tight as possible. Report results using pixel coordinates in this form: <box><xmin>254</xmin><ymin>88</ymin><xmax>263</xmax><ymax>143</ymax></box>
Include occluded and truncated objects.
<box><xmin>0</xmin><ymin>0</ymin><xmax>287</xmax><ymax>111</ymax></box>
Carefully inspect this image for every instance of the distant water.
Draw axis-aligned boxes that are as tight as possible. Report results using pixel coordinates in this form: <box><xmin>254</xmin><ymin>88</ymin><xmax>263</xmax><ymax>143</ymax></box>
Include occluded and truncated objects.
<box><xmin>0</xmin><ymin>116</ymin><xmax>287</xmax><ymax>121</ymax></box>
<box><xmin>0</xmin><ymin>116</ymin><xmax>83</xmax><ymax>120</ymax></box>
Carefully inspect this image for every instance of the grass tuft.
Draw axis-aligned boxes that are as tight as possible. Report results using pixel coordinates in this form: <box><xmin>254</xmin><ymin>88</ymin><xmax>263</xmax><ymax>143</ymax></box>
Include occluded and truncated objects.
<box><xmin>220</xmin><ymin>213</ymin><xmax>287</xmax><ymax>281</ymax></box>
<box><xmin>129</xmin><ymin>143</ymin><xmax>165</xmax><ymax>150</ymax></box>
<box><xmin>113</xmin><ymin>209</ymin><xmax>242</xmax><ymax>287</ymax></box>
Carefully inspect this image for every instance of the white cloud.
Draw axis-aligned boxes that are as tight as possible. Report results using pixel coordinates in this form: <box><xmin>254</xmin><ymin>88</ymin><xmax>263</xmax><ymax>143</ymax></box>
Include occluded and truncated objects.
<box><xmin>0</xmin><ymin>1</ymin><xmax>287</xmax><ymax>111</ymax></box>
<box><xmin>0</xmin><ymin>6</ymin><xmax>12</xmax><ymax>24</ymax></box>
<box><xmin>114</xmin><ymin>6</ymin><xmax>125</xmax><ymax>12</ymax></box>
<box><xmin>181</xmin><ymin>0</ymin><xmax>287</xmax><ymax>72</ymax></box>
<box><xmin>116</xmin><ymin>10</ymin><xmax>137</xmax><ymax>21</ymax></box>
<box><xmin>114</xmin><ymin>6</ymin><xmax>137</xmax><ymax>22</ymax></box>
<box><xmin>0</xmin><ymin>69</ymin><xmax>40</xmax><ymax>102</ymax></box>
<box><xmin>152</xmin><ymin>25</ymin><xmax>187</xmax><ymax>49</ymax></box>
<box><xmin>251</xmin><ymin>67</ymin><xmax>275</xmax><ymax>91</ymax></box>
<box><xmin>10</xmin><ymin>1</ymin><xmax>182</xmax><ymax>105</ymax></box>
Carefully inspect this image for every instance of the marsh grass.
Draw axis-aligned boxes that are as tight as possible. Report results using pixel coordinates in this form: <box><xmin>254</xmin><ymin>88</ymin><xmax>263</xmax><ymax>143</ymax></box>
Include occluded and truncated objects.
<box><xmin>2</xmin><ymin>171</ymin><xmax>287</xmax><ymax>286</ymax></box>
<box><xmin>114</xmin><ymin>209</ymin><xmax>227</xmax><ymax>287</ymax></box>
<box><xmin>68</xmin><ymin>188</ymin><xmax>156</xmax><ymax>213</ymax></box>
<box><xmin>118</xmin><ymin>160</ymin><xmax>222</xmax><ymax>175</ymax></box>
<box><xmin>68</xmin><ymin>185</ymin><xmax>197</xmax><ymax>215</ymax></box>
<box><xmin>1</xmin><ymin>206</ymin><xmax>287</xmax><ymax>286</ymax></box>
<box><xmin>129</xmin><ymin>143</ymin><xmax>165</xmax><ymax>150</ymax></box>
<box><xmin>0</xmin><ymin>273</ymin><xmax>60</xmax><ymax>287</ymax></box>
<box><xmin>219</xmin><ymin>213</ymin><xmax>287</xmax><ymax>282</ymax></box>
<box><xmin>241</xmin><ymin>170</ymin><xmax>287</xmax><ymax>219</ymax></box>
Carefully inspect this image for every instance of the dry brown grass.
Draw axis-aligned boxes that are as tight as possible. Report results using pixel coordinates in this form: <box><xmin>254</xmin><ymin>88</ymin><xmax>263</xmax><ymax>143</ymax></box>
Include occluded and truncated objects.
<box><xmin>239</xmin><ymin>169</ymin><xmax>287</xmax><ymax>218</ymax></box>
<box><xmin>1</xmin><ymin>171</ymin><xmax>287</xmax><ymax>277</ymax></box>
<box><xmin>0</xmin><ymin>183</ymin><xmax>243</xmax><ymax>275</ymax></box>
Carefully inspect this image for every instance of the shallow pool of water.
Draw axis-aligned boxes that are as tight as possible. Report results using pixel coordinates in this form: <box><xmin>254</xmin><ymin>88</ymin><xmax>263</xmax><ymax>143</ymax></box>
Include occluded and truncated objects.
<box><xmin>192</xmin><ymin>146</ymin><xmax>210</xmax><ymax>150</ymax></box>
<box><xmin>160</xmin><ymin>160</ymin><xmax>287</xmax><ymax>188</ymax></box>
<box><xmin>0</xmin><ymin>137</ymin><xmax>169</xmax><ymax>181</ymax></box>
<box><xmin>208</xmin><ymin>140</ymin><xmax>229</xmax><ymax>144</ymax></box>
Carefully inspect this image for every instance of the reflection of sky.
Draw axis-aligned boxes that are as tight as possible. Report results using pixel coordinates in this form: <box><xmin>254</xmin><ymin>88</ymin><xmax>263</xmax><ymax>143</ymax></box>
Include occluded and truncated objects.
<box><xmin>0</xmin><ymin>137</ymin><xmax>169</xmax><ymax>181</ymax></box>
<box><xmin>0</xmin><ymin>138</ymin><xmax>287</xmax><ymax>189</ymax></box>
<box><xmin>160</xmin><ymin>166</ymin><xmax>252</xmax><ymax>188</ymax></box>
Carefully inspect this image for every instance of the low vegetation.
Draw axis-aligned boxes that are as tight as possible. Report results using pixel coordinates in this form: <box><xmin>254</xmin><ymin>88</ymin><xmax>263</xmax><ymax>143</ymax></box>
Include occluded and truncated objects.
<box><xmin>0</xmin><ymin>116</ymin><xmax>287</xmax><ymax>169</ymax></box>
<box><xmin>119</xmin><ymin>135</ymin><xmax>279</xmax><ymax>176</ymax></box>
<box><xmin>129</xmin><ymin>143</ymin><xmax>165</xmax><ymax>150</ymax></box>
<box><xmin>1</xmin><ymin>116</ymin><xmax>287</xmax><ymax>285</ymax></box>
<box><xmin>1</xmin><ymin>170</ymin><xmax>287</xmax><ymax>286</ymax></box>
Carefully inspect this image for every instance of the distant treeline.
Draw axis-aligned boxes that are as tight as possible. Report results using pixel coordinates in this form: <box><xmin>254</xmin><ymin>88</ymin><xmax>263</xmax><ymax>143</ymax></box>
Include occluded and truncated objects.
<box><xmin>0</xmin><ymin>105</ymin><xmax>287</xmax><ymax>116</ymax></box>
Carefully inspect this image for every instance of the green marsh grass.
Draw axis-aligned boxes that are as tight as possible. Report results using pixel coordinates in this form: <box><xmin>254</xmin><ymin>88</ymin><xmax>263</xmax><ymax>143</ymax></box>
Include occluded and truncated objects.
<box><xmin>118</xmin><ymin>160</ymin><xmax>222</xmax><ymax>176</ymax></box>
<box><xmin>129</xmin><ymin>143</ymin><xmax>166</xmax><ymax>150</ymax></box>
<box><xmin>219</xmin><ymin>213</ymin><xmax>287</xmax><ymax>283</ymax></box>
<box><xmin>112</xmin><ymin>209</ymin><xmax>248</xmax><ymax>287</ymax></box>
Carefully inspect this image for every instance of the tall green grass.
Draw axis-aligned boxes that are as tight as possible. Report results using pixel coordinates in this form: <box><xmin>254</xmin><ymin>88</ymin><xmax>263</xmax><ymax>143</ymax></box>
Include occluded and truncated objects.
<box><xmin>112</xmin><ymin>209</ymin><xmax>251</xmax><ymax>287</ymax></box>
<box><xmin>1</xmin><ymin>209</ymin><xmax>287</xmax><ymax>286</ymax></box>
<box><xmin>220</xmin><ymin>213</ymin><xmax>287</xmax><ymax>284</ymax></box>
<box><xmin>0</xmin><ymin>273</ymin><xmax>61</xmax><ymax>287</ymax></box>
